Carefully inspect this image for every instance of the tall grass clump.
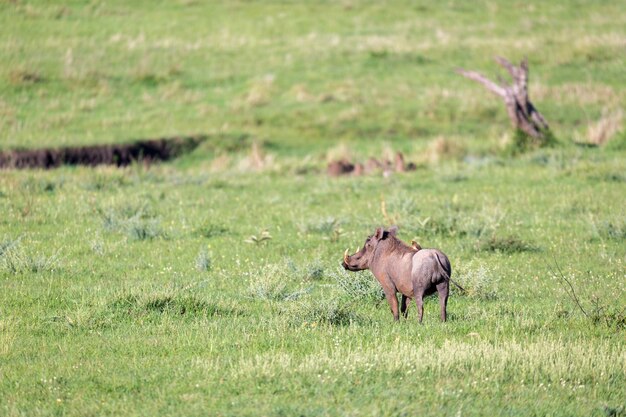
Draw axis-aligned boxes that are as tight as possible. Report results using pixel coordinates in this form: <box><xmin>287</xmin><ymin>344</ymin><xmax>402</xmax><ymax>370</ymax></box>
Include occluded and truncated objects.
<box><xmin>0</xmin><ymin>237</ymin><xmax>20</xmax><ymax>258</ymax></box>
<box><xmin>551</xmin><ymin>262</ymin><xmax>626</xmax><ymax>330</ymax></box>
<box><xmin>454</xmin><ymin>262</ymin><xmax>499</xmax><ymax>300</ymax></box>
<box><xmin>504</xmin><ymin>129</ymin><xmax>558</xmax><ymax>156</ymax></box>
<box><xmin>280</xmin><ymin>268</ymin><xmax>380</xmax><ymax>326</ymax></box>
<box><xmin>423</xmin><ymin>136</ymin><xmax>467</xmax><ymax>164</ymax></box>
<box><xmin>247</xmin><ymin>262</ymin><xmax>309</xmax><ymax>301</ymax></box>
<box><xmin>589</xmin><ymin>217</ymin><xmax>626</xmax><ymax>241</ymax></box>
<box><xmin>302</xmin><ymin>259</ymin><xmax>325</xmax><ymax>281</ymax></box>
<box><xmin>476</xmin><ymin>233</ymin><xmax>539</xmax><ymax>253</ymax></box>
<box><xmin>408</xmin><ymin>205</ymin><xmax>506</xmax><ymax>241</ymax></box>
<box><xmin>0</xmin><ymin>238</ymin><xmax>60</xmax><ymax>274</ymax></box>
<box><xmin>195</xmin><ymin>222</ymin><xmax>228</xmax><ymax>239</ymax></box>
<box><xmin>99</xmin><ymin>204</ymin><xmax>165</xmax><ymax>241</ymax></box>
<box><xmin>195</xmin><ymin>248</ymin><xmax>212</xmax><ymax>272</ymax></box>
<box><xmin>301</xmin><ymin>217</ymin><xmax>345</xmax><ymax>242</ymax></box>
<box><xmin>585</xmin><ymin>109</ymin><xmax>623</xmax><ymax>146</ymax></box>
<box><xmin>329</xmin><ymin>267</ymin><xmax>384</xmax><ymax>304</ymax></box>
<box><xmin>409</xmin><ymin>206</ymin><xmax>537</xmax><ymax>253</ymax></box>
<box><xmin>283</xmin><ymin>297</ymin><xmax>364</xmax><ymax>327</ymax></box>
<box><xmin>90</xmin><ymin>292</ymin><xmax>232</xmax><ymax>329</ymax></box>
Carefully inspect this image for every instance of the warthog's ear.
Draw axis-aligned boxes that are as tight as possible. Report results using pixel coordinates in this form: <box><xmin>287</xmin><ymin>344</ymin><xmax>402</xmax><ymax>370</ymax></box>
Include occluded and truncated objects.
<box><xmin>388</xmin><ymin>225</ymin><xmax>399</xmax><ymax>237</ymax></box>
<box><xmin>373</xmin><ymin>227</ymin><xmax>384</xmax><ymax>241</ymax></box>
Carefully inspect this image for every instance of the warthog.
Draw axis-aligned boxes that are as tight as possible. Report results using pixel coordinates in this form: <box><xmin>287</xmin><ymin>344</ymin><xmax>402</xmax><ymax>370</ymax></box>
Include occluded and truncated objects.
<box><xmin>342</xmin><ymin>226</ymin><xmax>461</xmax><ymax>322</ymax></box>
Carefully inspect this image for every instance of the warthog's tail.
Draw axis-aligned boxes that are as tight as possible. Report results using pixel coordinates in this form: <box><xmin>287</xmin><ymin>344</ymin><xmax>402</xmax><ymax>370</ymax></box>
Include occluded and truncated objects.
<box><xmin>449</xmin><ymin>278</ymin><xmax>466</xmax><ymax>292</ymax></box>
<box><xmin>434</xmin><ymin>252</ymin><xmax>466</xmax><ymax>293</ymax></box>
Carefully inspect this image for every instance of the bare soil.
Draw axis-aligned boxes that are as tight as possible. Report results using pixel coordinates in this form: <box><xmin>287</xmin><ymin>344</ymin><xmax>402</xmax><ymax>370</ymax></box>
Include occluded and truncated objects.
<box><xmin>0</xmin><ymin>136</ymin><xmax>205</xmax><ymax>169</ymax></box>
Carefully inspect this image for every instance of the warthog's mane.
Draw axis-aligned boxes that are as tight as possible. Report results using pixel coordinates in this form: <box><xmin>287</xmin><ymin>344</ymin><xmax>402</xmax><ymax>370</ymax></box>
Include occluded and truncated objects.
<box><xmin>381</xmin><ymin>234</ymin><xmax>415</xmax><ymax>255</ymax></box>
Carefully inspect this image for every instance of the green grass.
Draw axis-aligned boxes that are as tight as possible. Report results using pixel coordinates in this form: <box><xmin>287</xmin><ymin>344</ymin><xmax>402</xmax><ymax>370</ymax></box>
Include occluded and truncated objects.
<box><xmin>1</xmin><ymin>1</ymin><xmax>626</xmax><ymax>416</ymax></box>
<box><xmin>2</xmin><ymin>155</ymin><xmax>625</xmax><ymax>416</ymax></box>
<box><xmin>2</xmin><ymin>0</ymin><xmax>625</xmax><ymax>152</ymax></box>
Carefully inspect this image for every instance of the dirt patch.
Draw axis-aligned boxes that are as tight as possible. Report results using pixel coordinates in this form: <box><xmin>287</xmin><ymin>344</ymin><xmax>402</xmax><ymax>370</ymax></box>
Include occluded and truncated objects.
<box><xmin>0</xmin><ymin>136</ymin><xmax>205</xmax><ymax>170</ymax></box>
<box><xmin>327</xmin><ymin>152</ymin><xmax>416</xmax><ymax>176</ymax></box>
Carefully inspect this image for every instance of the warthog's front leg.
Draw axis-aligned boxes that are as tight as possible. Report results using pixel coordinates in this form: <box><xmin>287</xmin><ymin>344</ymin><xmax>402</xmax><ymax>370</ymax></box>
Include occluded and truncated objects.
<box><xmin>383</xmin><ymin>290</ymin><xmax>399</xmax><ymax>321</ymax></box>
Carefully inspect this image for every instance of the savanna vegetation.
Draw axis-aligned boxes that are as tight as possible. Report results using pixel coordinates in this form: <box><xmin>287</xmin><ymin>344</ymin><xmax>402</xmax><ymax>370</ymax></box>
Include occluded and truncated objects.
<box><xmin>1</xmin><ymin>1</ymin><xmax>625</xmax><ymax>416</ymax></box>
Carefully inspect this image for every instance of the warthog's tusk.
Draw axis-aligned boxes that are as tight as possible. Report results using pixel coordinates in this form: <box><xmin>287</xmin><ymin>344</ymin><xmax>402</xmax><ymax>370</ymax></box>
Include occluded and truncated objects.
<box><xmin>344</xmin><ymin>248</ymin><xmax>349</xmax><ymax>262</ymax></box>
<box><xmin>356</xmin><ymin>246</ymin><xmax>360</xmax><ymax>253</ymax></box>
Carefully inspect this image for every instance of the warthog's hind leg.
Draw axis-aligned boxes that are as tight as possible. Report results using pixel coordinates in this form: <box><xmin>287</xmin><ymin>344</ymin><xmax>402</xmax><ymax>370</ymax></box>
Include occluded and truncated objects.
<box><xmin>400</xmin><ymin>295</ymin><xmax>409</xmax><ymax>319</ymax></box>
<box><xmin>437</xmin><ymin>282</ymin><xmax>449</xmax><ymax>322</ymax></box>
<box><xmin>413</xmin><ymin>288</ymin><xmax>425</xmax><ymax>323</ymax></box>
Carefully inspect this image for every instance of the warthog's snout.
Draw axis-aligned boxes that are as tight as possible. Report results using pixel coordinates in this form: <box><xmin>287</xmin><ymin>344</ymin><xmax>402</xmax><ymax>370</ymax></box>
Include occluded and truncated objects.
<box><xmin>342</xmin><ymin>248</ymin><xmax>364</xmax><ymax>271</ymax></box>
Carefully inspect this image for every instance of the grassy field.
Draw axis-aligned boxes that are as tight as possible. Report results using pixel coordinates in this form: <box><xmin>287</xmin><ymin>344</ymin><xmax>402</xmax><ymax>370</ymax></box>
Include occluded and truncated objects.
<box><xmin>1</xmin><ymin>1</ymin><xmax>626</xmax><ymax>416</ymax></box>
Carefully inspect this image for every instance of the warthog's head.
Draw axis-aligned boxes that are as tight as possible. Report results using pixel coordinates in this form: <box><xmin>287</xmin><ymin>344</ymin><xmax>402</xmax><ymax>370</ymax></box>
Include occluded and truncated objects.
<box><xmin>342</xmin><ymin>226</ymin><xmax>398</xmax><ymax>271</ymax></box>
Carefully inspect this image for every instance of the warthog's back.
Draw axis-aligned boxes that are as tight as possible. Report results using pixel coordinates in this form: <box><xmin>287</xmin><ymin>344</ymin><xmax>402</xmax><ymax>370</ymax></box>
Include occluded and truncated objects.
<box><xmin>411</xmin><ymin>249</ymin><xmax>451</xmax><ymax>286</ymax></box>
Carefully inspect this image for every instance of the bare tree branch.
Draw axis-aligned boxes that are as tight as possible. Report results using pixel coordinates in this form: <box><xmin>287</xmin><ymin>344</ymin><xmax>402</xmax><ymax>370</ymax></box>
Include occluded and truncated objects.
<box><xmin>549</xmin><ymin>256</ymin><xmax>589</xmax><ymax>318</ymax></box>
<box><xmin>456</xmin><ymin>68</ymin><xmax>506</xmax><ymax>97</ymax></box>
<box><xmin>457</xmin><ymin>57</ymin><xmax>550</xmax><ymax>140</ymax></box>
<box><xmin>495</xmin><ymin>56</ymin><xmax>517</xmax><ymax>78</ymax></box>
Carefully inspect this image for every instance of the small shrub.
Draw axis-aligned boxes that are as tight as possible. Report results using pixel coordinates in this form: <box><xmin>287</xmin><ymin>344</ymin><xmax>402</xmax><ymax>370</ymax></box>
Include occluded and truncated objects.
<box><xmin>91</xmin><ymin>293</ymin><xmax>231</xmax><ymax>328</ymax></box>
<box><xmin>590</xmin><ymin>218</ymin><xmax>626</xmax><ymax>241</ymax></box>
<box><xmin>0</xmin><ymin>241</ymin><xmax>60</xmax><ymax>274</ymax></box>
<box><xmin>476</xmin><ymin>234</ymin><xmax>538</xmax><ymax>253</ymax></box>
<box><xmin>19</xmin><ymin>177</ymin><xmax>62</xmax><ymax>194</ymax></box>
<box><xmin>143</xmin><ymin>296</ymin><xmax>213</xmax><ymax>316</ymax></box>
<box><xmin>505</xmin><ymin>129</ymin><xmax>558</xmax><ymax>155</ymax></box>
<box><xmin>306</xmin><ymin>217</ymin><xmax>341</xmax><ymax>234</ymax></box>
<box><xmin>195</xmin><ymin>248</ymin><xmax>212</xmax><ymax>272</ymax></box>
<box><xmin>304</xmin><ymin>217</ymin><xmax>345</xmax><ymax>242</ymax></box>
<box><xmin>408</xmin><ymin>215</ymin><xmax>460</xmax><ymax>238</ymax></box>
<box><xmin>601</xmin><ymin>405</ymin><xmax>625</xmax><ymax>417</ymax></box>
<box><xmin>98</xmin><ymin>204</ymin><xmax>165</xmax><ymax>241</ymax></box>
<box><xmin>303</xmin><ymin>259</ymin><xmax>325</xmax><ymax>281</ymax></box>
<box><xmin>281</xmin><ymin>257</ymin><xmax>325</xmax><ymax>282</ymax></box>
<box><xmin>0</xmin><ymin>237</ymin><xmax>20</xmax><ymax>258</ymax></box>
<box><xmin>126</xmin><ymin>217</ymin><xmax>164</xmax><ymax>241</ymax></box>
<box><xmin>455</xmin><ymin>262</ymin><xmax>499</xmax><ymax>300</ymax></box>
<box><xmin>247</xmin><ymin>263</ymin><xmax>308</xmax><ymax>301</ymax></box>
<box><xmin>589</xmin><ymin>296</ymin><xmax>626</xmax><ymax>330</ymax></box>
<box><xmin>407</xmin><ymin>206</ymin><xmax>505</xmax><ymax>241</ymax></box>
<box><xmin>329</xmin><ymin>268</ymin><xmax>384</xmax><ymax>304</ymax></box>
<box><xmin>84</xmin><ymin>173</ymin><xmax>128</xmax><ymax>191</ymax></box>
<box><xmin>196</xmin><ymin>222</ymin><xmax>228</xmax><ymax>239</ymax></box>
<box><xmin>90</xmin><ymin>239</ymin><xmax>105</xmax><ymax>255</ymax></box>
<box><xmin>283</xmin><ymin>296</ymin><xmax>364</xmax><ymax>326</ymax></box>
<box><xmin>551</xmin><ymin>261</ymin><xmax>626</xmax><ymax>330</ymax></box>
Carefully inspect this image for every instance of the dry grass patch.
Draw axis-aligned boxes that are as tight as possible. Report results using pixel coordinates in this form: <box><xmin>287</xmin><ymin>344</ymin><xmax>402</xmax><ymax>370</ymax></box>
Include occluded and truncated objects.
<box><xmin>234</xmin><ymin>75</ymin><xmax>275</xmax><ymax>108</ymax></box>
<box><xmin>585</xmin><ymin>109</ymin><xmax>623</xmax><ymax>146</ymax></box>
<box><xmin>325</xmin><ymin>143</ymin><xmax>354</xmax><ymax>163</ymax></box>
<box><xmin>224</xmin><ymin>338</ymin><xmax>625</xmax><ymax>381</ymax></box>
<box><xmin>534</xmin><ymin>83</ymin><xmax>623</xmax><ymax>106</ymax></box>
<box><xmin>8</xmin><ymin>68</ymin><xmax>44</xmax><ymax>85</ymax></box>
<box><xmin>421</xmin><ymin>136</ymin><xmax>466</xmax><ymax>164</ymax></box>
<box><xmin>237</xmin><ymin>141</ymin><xmax>275</xmax><ymax>172</ymax></box>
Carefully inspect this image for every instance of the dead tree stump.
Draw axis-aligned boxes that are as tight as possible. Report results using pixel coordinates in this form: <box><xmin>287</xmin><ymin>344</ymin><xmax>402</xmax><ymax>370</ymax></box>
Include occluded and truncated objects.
<box><xmin>457</xmin><ymin>57</ymin><xmax>550</xmax><ymax>142</ymax></box>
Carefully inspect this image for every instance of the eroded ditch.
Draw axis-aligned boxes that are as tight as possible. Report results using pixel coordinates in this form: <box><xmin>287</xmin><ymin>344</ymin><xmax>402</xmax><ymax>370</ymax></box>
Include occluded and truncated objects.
<box><xmin>0</xmin><ymin>135</ymin><xmax>205</xmax><ymax>170</ymax></box>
